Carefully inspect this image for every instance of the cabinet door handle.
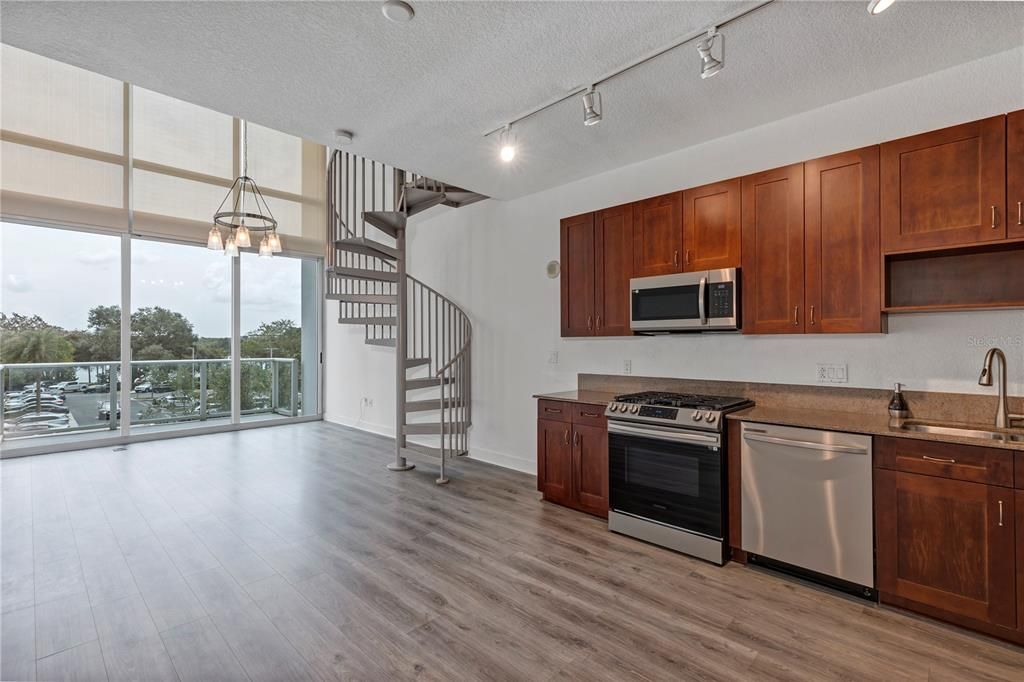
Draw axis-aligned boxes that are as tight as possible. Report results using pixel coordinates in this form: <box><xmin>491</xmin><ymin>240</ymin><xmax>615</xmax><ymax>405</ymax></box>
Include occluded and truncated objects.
<box><xmin>1018</xmin><ymin>200</ymin><xmax>1022</xmax><ymax>226</ymax></box>
<box><xmin>673</xmin><ymin>250</ymin><xmax>679</xmax><ymax>267</ymax></box>
<box><xmin>544</xmin><ymin>407</ymin><xmax>562</xmax><ymax>414</ymax></box>
<box><xmin>793</xmin><ymin>305</ymin><xmax>800</xmax><ymax>326</ymax></box>
<box><xmin>573</xmin><ymin>431</ymin><xmax>580</xmax><ymax>446</ymax></box>
<box><xmin>991</xmin><ymin>205</ymin><xmax>997</xmax><ymax>229</ymax></box>
<box><xmin>810</xmin><ymin>305</ymin><xmax>815</xmax><ymax>326</ymax></box>
<box><xmin>586</xmin><ymin>315</ymin><xmax>592</xmax><ymax>331</ymax></box>
<box><xmin>596</xmin><ymin>315</ymin><xmax>602</xmax><ymax>330</ymax></box>
<box><xmin>922</xmin><ymin>454</ymin><xmax>956</xmax><ymax>464</ymax></box>
<box><xmin>580</xmin><ymin>411</ymin><xmax>600</xmax><ymax>418</ymax></box>
<box><xmin>998</xmin><ymin>500</ymin><xmax>1004</xmax><ymax>527</ymax></box>
<box><xmin>563</xmin><ymin>429</ymin><xmax>569</xmax><ymax>446</ymax></box>
<box><xmin>685</xmin><ymin>249</ymin><xmax>691</xmax><ymax>266</ymax></box>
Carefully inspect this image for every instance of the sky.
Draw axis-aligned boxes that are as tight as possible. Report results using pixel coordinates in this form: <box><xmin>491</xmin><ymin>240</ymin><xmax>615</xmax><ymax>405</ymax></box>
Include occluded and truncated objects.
<box><xmin>1</xmin><ymin>222</ymin><xmax>305</xmax><ymax>338</ymax></box>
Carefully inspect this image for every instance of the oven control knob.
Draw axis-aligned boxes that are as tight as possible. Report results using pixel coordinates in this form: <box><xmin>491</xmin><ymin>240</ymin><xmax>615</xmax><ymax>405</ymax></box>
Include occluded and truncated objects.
<box><xmin>705</xmin><ymin>412</ymin><xmax>718</xmax><ymax>424</ymax></box>
<box><xmin>692</xmin><ymin>411</ymin><xmax>703</xmax><ymax>421</ymax></box>
<box><xmin>630</xmin><ymin>405</ymin><xmax>640</xmax><ymax>414</ymax></box>
<box><xmin>609</xmin><ymin>404</ymin><xmax>618</xmax><ymax>412</ymax></box>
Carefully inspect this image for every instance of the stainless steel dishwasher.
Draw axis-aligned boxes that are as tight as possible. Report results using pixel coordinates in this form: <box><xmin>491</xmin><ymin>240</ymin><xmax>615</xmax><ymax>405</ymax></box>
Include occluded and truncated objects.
<box><xmin>740</xmin><ymin>422</ymin><xmax>874</xmax><ymax>597</ymax></box>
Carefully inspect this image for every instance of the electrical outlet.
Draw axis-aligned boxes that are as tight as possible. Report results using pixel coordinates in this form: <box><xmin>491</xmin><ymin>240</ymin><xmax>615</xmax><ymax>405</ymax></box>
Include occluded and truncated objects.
<box><xmin>816</xmin><ymin>363</ymin><xmax>848</xmax><ymax>384</ymax></box>
<box><xmin>548</xmin><ymin>351</ymin><xmax>559</xmax><ymax>364</ymax></box>
<box><xmin>623</xmin><ymin>360</ymin><xmax>632</xmax><ymax>375</ymax></box>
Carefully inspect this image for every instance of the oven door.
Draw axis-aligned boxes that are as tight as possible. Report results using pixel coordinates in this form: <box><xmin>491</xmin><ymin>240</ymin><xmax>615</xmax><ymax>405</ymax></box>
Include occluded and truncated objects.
<box><xmin>608</xmin><ymin>421</ymin><xmax>724</xmax><ymax>539</ymax></box>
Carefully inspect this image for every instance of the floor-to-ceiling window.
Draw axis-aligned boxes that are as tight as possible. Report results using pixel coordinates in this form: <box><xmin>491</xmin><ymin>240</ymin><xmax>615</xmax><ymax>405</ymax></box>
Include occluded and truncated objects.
<box><xmin>0</xmin><ymin>44</ymin><xmax>324</xmax><ymax>455</ymax></box>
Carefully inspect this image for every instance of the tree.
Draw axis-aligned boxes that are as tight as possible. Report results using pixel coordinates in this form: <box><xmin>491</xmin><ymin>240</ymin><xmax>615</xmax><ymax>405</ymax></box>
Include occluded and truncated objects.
<box><xmin>241</xmin><ymin>319</ymin><xmax>301</xmax><ymax>360</ymax></box>
<box><xmin>0</xmin><ymin>313</ymin><xmax>58</xmax><ymax>333</ymax></box>
<box><xmin>131</xmin><ymin>307</ymin><xmax>196</xmax><ymax>359</ymax></box>
<box><xmin>1</xmin><ymin>329</ymin><xmax>74</xmax><ymax>412</ymax></box>
<box><xmin>86</xmin><ymin>305</ymin><xmax>121</xmax><ymax>362</ymax></box>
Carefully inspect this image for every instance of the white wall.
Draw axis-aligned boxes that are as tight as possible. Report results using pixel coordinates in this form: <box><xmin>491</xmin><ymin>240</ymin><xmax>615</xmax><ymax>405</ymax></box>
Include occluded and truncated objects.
<box><xmin>325</xmin><ymin>47</ymin><xmax>1024</xmax><ymax>473</ymax></box>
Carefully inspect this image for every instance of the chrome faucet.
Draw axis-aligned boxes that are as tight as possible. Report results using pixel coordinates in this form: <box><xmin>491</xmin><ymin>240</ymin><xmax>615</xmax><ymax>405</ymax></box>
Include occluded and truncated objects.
<box><xmin>978</xmin><ymin>348</ymin><xmax>1023</xmax><ymax>429</ymax></box>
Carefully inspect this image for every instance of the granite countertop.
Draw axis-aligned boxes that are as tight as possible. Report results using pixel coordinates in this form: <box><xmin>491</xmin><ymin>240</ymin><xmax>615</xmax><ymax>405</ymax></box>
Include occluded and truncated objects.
<box><xmin>728</xmin><ymin>406</ymin><xmax>1024</xmax><ymax>452</ymax></box>
<box><xmin>533</xmin><ymin>389</ymin><xmax>619</xmax><ymax>406</ymax></box>
<box><xmin>533</xmin><ymin>388</ymin><xmax>1024</xmax><ymax>452</ymax></box>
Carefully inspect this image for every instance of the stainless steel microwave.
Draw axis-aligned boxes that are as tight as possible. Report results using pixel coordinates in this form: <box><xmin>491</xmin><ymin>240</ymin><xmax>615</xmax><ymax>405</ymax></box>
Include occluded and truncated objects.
<box><xmin>630</xmin><ymin>268</ymin><xmax>740</xmax><ymax>333</ymax></box>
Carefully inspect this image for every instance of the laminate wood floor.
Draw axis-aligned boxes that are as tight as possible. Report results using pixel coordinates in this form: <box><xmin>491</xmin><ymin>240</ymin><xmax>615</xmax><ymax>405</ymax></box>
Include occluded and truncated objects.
<box><xmin>2</xmin><ymin>421</ymin><xmax>1022</xmax><ymax>681</ymax></box>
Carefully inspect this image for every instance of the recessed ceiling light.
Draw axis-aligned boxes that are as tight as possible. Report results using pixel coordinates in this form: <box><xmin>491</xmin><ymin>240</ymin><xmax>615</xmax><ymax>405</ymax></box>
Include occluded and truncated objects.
<box><xmin>382</xmin><ymin>0</ymin><xmax>414</xmax><ymax>23</ymax></box>
<box><xmin>334</xmin><ymin>129</ymin><xmax>354</xmax><ymax>146</ymax></box>
<box><xmin>867</xmin><ymin>0</ymin><xmax>896</xmax><ymax>15</ymax></box>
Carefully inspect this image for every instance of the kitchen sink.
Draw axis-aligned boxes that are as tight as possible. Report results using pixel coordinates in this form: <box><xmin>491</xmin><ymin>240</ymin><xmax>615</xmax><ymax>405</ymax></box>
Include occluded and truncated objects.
<box><xmin>897</xmin><ymin>420</ymin><xmax>1024</xmax><ymax>443</ymax></box>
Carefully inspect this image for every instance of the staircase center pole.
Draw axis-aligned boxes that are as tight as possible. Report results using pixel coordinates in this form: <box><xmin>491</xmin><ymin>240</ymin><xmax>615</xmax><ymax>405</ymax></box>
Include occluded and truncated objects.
<box><xmin>387</xmin><ymin>203</ymin><xmax>414</xmax><ymax>472</ymax></box>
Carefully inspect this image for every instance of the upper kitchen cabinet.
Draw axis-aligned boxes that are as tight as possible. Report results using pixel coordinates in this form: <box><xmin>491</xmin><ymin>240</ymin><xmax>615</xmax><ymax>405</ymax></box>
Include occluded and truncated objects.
<box><xmin>741</xmin><ymin>163</ymin><xmax>805</xmax><ymax>334</ymax></box>
<box><xmin>1008</xmin><ymin>109</ymin><xmax>1024</xmax><ymax>240</ymax></box>
<box><xmin>560</xmin><ymin>212</ymin><xmax>596</xmax><ymax>337</ymax></box>
<box><xmin>594</xmin><ymin>204</ymin><xmax>634</xmax><ymax>336</ymax></box>
<box><xmin>682</xmin><ymin>178</ymin><xmax>741</xmax><ymax>272</ymax></box>
<box><xmin>560</xmin><ymin>206</ymin><xmax>634</xmax><ymax>337</ymax></box>
<box><xmin>633</xmin><ymin>192</ymin><xmax>683</xmax><ymax>276</ymax></box>
<box><xmin>881</xmin><ymin>115</ymin><xmax>1006</xmax><ymax>252</ymax></box>
<box><xmin>804</xmin><ymin>147</ymin><xmax>882</xmax><ymax>333</ymax></box>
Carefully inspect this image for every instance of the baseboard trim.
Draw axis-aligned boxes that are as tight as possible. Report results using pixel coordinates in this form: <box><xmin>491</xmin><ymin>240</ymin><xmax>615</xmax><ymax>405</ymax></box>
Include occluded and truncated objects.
<box><xmin>324</xmin><ymin>414</ymin><xmax>395</xmax><ymax>438</ymax></box>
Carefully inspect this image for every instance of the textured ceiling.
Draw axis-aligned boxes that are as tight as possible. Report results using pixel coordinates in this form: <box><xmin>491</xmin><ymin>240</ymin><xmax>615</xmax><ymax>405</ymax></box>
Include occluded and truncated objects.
<box><xmin>2</xmin><ymin>1</ymin><xmax>1022</xmax><ymax>200</ymax></box>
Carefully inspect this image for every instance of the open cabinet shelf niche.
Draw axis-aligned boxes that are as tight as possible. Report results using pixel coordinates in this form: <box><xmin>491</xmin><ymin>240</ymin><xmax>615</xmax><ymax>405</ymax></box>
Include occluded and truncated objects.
<box><xmin>884</xmin><ymin>241</ymin><xmax>1024</xmax><ymax>313</ymax></box>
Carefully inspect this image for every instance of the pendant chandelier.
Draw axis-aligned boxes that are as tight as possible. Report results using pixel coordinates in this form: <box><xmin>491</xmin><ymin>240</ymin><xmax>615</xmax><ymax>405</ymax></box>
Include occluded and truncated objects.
<box><xmin>208</xmin><ymin>120</ymin><xmax>282</xmax><ymax>257</ymax></box>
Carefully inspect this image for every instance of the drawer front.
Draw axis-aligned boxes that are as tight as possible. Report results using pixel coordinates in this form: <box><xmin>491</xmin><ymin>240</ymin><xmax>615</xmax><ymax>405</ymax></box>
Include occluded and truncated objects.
<box><xmin>537</xmin><ymin>399</ymin><xmax>572</xmax><ymax>423</ymax></box>
<box><xmin>572</xmin><ymin>403</ymin><xmax>608</xmax><ymax>428</ymax></box>
<box><xmin>874</xmin><ymin>436</ymin><xmax>1013</xmax><ymax>486</ymax></box>
<box><xmin>1017</xmin><ymin>453</ymin><xmax>1024</xmax><ymax>490</ymax></box>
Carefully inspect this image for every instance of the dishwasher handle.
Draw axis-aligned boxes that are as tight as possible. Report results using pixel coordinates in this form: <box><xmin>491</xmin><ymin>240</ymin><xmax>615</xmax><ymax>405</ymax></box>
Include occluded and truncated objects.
<box><xmin>742</xmin><ymin>431</ymin><xmax>869</xmax><ymax>455</ymax></box>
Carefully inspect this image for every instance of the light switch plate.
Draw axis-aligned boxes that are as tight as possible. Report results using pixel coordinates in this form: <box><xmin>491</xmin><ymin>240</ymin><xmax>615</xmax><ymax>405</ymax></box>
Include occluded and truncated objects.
<box><xmin>816</xmin><ymin>363</ymin><xmax>848</xmax><ymax>384</ymax></box>
<box><xmin>548</xmin><ymin>351</ymin><xmax>559</xmax><ymax>364</ymax></box>
<box><xmin>623</xmin><ymin>360</ymin><xmax>632</xmax><ymax>375</ymax></box>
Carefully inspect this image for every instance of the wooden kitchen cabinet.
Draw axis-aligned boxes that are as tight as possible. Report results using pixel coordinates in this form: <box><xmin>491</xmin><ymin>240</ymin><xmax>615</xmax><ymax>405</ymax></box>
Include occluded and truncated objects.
<box><xmin>804</xmin><ymin>147</ymin><xmax>882</xmax><ymax>333</ymax></box>
<box><xmin>881</xmin><ymin>116</ymin><xmax>1007</xmax><ymax>252</ymax></box>
<box><xmin>1018</xmin><ymin>489</ymin><xmax>1024</xmax><ymax>633</ymax></box>
<box><xmin>633</xmin><ymin>192</ymin><xmax>683</xmax><ymax>276</ymax></box>
<box><xmin>594</xmin><ymin>204</ymin><xmax>634</xmax><ymax>336</ymax></box>
<box><xmin>560</xmin><ymin>213</ymin><xmax>596</xmax><ymax>337</ymax></box>
<box><xmin>536</xmin><ymin>400</ymin><xmax>608</xmax><ymax>518</ymax></box>
<box><xmin>1008</xmin><ymin>109</ymin><xmax>1024</xmax><ymax>240</ymax></box>
<box><xmin>537</xmin><ymin>417</ymin><xmax>572</xmax><ymax>505</ymax></box>
<box><xmin>874</xmin><ymin>437</ymin><xmax>1018</xmax><ymax>633</ymax></box>
<box><xmin>741</xmin><ymin>163</ymin><xmax>806</xmax><ymax>333</ymax></box>
<box><xmin>682</xmin><ymin>178</ymin><xmax>741</xmax><ymax>272</ymax></box>
<box><xmin>560</xmin><ymin>206</ymin><xmax>633</xmax><ymax>338</ymax></box>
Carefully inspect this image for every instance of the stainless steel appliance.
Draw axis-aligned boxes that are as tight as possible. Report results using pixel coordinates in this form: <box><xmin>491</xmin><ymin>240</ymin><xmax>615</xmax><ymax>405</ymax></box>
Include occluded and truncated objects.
<box><xmin>740</xmin><ymin>422</ymin><xmax>875</xmax><ymax>596</ymax></box>
<box><xmin>606</xmin><ymin>391</ymin><xmax>753</xmax><ymax>564</ymax></box>
<box><xmin>630</xmin><ymin>268</ymin><xmax>740</xmax><ymax>333</ymax></box>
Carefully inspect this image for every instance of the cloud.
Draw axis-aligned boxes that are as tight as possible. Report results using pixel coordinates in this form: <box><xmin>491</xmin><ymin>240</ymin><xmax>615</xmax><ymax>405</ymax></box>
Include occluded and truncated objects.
<box><xmin>202</xmin><ymin>261</ymin><xmax>231</xmax><ymax>302</ymax></box>
<box><xmin>76</xmin><ymin>250</ymin><xmax>119</xmax><ymax>266</ymax></box>
<box><xmin>3</xmin><ymin>274</ymin><xmax>32</xmax><ymax>293</ymax></box>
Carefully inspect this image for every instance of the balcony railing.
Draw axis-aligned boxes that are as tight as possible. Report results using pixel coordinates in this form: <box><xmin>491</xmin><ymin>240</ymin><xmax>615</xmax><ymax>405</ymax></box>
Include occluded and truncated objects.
<box><xmin>1</xmin><ymin>357</ymin><xmax>300</xmax><ymax>442</ymax></box>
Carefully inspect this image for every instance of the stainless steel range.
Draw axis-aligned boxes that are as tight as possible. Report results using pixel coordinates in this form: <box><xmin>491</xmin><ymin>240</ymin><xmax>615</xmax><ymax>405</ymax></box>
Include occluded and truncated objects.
<box><xmin>605</xmin><ymin>391</ymin><xmax>753</xmax><ymax>565</ymax></box>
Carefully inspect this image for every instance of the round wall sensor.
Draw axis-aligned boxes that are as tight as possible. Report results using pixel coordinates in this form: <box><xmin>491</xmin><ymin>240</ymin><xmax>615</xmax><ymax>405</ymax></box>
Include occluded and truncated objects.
<box><xmin>546</xmin><ymin>261</ymin><xmax>560</xmax><ymax>279</ymax></box>
<box><xmin>334</xmin><ymin>130</ymin><xmax>354</xmax><ymax>146</ymax></box>
<box><xmin>382</xmin><ymin>0</ymin><xmax>414</xmax><ymax>22</ymax></box>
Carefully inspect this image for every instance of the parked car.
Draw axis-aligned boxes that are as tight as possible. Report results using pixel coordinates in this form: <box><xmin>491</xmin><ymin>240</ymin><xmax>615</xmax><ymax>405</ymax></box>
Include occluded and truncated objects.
<box><xmin>61</xmin><ymin>382</ymin><xmax>88</xmax><ymax>393</ymax></box>
<box><xmin>83</xmin><ymin>383</ymin><xmax>110</xmax><ymax>393</ymax></box>
<box><xmin>98</xmin><ymin>401</ymin><xmax>121</xmax><ymax>420</ymax></box>
<box><xmin>13</xmin><ymin>412</ymin><xmax>70</xmax><ymax>425</ymax></box>
<box><xmin>134</xmin><ymin>382</ymin><xmax>153</xmax><ymax>393</ymax></box>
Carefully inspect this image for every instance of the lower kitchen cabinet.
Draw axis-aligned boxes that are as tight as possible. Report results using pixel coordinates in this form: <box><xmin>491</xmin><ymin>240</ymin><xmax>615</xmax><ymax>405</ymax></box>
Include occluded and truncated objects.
<box><xmin>874</xmin><ymin>437</ymin><xmax>1019</xmax><ymax>638</ymax></box>
<box><xmin>536</xmin><ymin>400</ymin><xmax>608</xmax><ymax>518</ymax></box>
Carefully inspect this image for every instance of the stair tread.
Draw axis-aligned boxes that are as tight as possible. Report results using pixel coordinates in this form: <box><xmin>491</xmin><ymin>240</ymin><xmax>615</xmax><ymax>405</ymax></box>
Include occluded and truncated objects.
<box><xmin>363</xmin><ymin>211</ymin><xmax>407</xmax><ymax>238</ymax></box>
<box><xmin>338</xmin><ymin>316</ymin><xmax>397</xmax><ymax>326</ymax></box>
<box><xmin>333</xmin><ymin>237</ymin><xmax>399</xmax><ymax>260</ymax></box>
<box><xmin>404</xmin><ymin>187</ymin><xmax>447</xmax><ymax>217</ymax></box>
<box><xmin>406</xmin><ymin>377</ymin><xmax>451</xmax><ymax>390</ymax></box>
<box><xmin>328</xmin><ymin>293</ymin><xmax>398</xmax><ymax>304</ymax></box>
<box><xmin>405</xmin><ymin>357</ymin><xmax>430</xmax><ymax>369</ymax></box>
<box><xmin>403</xmin><ymin>422</ymin><xmax>469</xmax><ymax>435</ymax></box>
<box><xmin>365</xmin><ymin>338</ymin><xmax>397</xmax><ymax>347</ymax></box>
<box><xmin>405</xmin><ymin>397</ymin><xmax>462</xmax><ymax>412</ymax></box>
<box><xmin>328</xmin><ymin>266</ymin><xmax>398</xmax><ymax>282</ymax></box>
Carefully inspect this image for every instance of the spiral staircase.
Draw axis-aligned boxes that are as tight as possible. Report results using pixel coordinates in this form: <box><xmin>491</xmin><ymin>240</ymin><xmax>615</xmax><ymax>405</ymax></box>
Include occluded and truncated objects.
<box><xmin>326</xmin><ymin>150</ymin><xmax>484</xmax><ymax>483</ymax></box>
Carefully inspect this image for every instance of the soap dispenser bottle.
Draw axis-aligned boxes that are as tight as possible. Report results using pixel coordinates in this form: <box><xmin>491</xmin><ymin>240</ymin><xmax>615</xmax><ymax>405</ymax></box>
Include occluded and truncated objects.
<box><xmin>888</xmin><ymin>383</ymin><xmax>909</xmax><ymax>419</ymax></box>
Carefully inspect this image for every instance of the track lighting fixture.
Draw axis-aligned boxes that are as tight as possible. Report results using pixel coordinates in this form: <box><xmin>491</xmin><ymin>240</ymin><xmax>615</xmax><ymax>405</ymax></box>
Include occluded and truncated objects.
<box><xmin>697</xmin><ymin>28</ymin><xmax>723</xmax><ymax>80</ymax></box>
<box><xmin>582</xmin><ymin>88</ymin><xmax>602</xmax><ymax>126</ymax></box>
<box><xmin>498</xmin><ymin>125</ymin><xmax>517</xmax><ymax>162</ymax></box>
<box><xmin>867</xmin><ymin>0</ymin><xmax>895</xmax><ymax>14</ymax></box>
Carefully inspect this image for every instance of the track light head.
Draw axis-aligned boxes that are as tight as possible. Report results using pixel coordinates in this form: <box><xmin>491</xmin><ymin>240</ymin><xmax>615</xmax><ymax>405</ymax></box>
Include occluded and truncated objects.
<box><xmin>498</xmin><ymin>125</ymin><xmax>517</xmax><ymax>162</ymax></box>
<box><xmin>697</xmin><ymin>28</ymin><xmax>723</xmax><ymax>80</ymax></box>
<box><xmin>867</xmin><ymin>0</ymin><xmax>896</xmax><ymax>14</ymax></box>
<box><xmin>582</xmin><ymin>89</ymin><xmax>603</xmax><ymax>127</ymax></box>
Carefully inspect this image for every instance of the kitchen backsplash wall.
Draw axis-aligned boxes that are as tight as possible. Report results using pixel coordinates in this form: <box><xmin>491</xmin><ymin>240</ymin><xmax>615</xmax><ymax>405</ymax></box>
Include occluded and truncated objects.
<box><xmin>325</xmin><ymin>46</ymin><xmax>1024</xmax><ymax>474</ymax></box>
